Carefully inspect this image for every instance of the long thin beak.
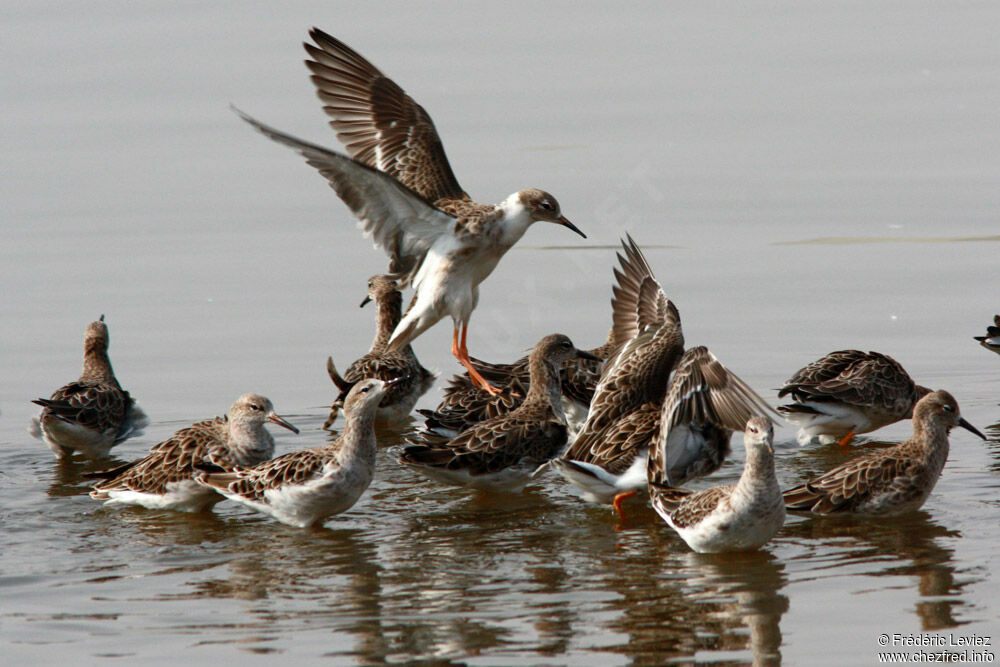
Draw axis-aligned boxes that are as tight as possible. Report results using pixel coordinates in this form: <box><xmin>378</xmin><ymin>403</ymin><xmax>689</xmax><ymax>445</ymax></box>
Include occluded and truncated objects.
<box><xmin>576</xmin><ymin>349</ymin><xmax>600</xmax><ymax>361</ymax></box>
<box><xmin>556</xmin><ymin>215</ymin><xmax>587</xmax><ymax>239</ymax></box>
<box><xmin>360</xmin><ymin>295</ymin><xmax>372</xmax><ymax>308</ymax></box>
<box><xmin>268</xmin><ymin>413</ymin><xmax>300</xmax><ymax>434</ymax></box>
<box><xmin>958</xmin><ymin>417</ymin><xmax>987</xmax><ymax>440</ymax></box>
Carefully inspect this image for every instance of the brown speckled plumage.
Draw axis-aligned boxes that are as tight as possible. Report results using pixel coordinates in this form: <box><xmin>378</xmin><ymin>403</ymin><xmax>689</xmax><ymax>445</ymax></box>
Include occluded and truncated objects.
<box><xmin>30</xmin><ymin>316</ymin><xmax>147</xmax><ymax>460</ymax></box>
<box><xmin>89</xmin><ymin>394</ymin><xmax>297</xmax><ymax>512</ymax></box>
<box><xmin>194</xmin><ymin>381</ymin><xmax>385</xmax><ymax>527</ymax></box>
<box><xmin>324</xmin><ymin>275</ymin><xmax>435</xmax><ymax>428</ymax></box>
<box><xmin>777</xmin><ymin>349</ymin><xmax>931</xmax><ymax>444</ymax></box>
<box><xmin>783</xmin><ymin>390</ymin><xmax>986</xmax><ymax>515</ymax></box>
<box><xmin>400</xmin><ymin>335</ymin><xmax>592</xmax><ymax>489</ymax></box>
<box><xmin>552</xmin><ymin>237</ymin><xmax>775</xmax><ymax>504</ymax></box>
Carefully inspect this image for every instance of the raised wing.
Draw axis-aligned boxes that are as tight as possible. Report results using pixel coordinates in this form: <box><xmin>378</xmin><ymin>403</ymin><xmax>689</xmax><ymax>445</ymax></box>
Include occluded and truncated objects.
<box><xmin>305</xmin><ymin>28</ymin><xmax>467</xmax><ymax>203</ymax></box>
<box><xmin>610</xmin><ymin>235</ymin><xmax>674</xmax><ymax>348</ymax></box>
<box><xmin>649</xmin><ymin>347</ymin><xmax>777</xmax><ymax>486</ymax></box>
<box><xmin>235</xmin><ymin>108</ymin><xmax>455</xmax><ymax>281</ymax></box>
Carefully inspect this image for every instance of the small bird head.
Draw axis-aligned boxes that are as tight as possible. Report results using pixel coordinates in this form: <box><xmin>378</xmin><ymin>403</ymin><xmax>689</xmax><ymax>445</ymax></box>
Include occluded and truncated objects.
<box><xmin>744</xmin><ymin>416</ymin><xmax>775</xmax><ymax>454</ymax></box>
<box><xmin>914</xmin><ymin>390</ymin><xmax>985</xmax><ymax>440</ymax></box>
<box><xmin>343</xmin><ymin>378</ymin><xmax>392</xmax><ymax>416</ymax></box>
<box><xmin>84</xmin><ymin>316</ymin><xmax>111</xmax><ymax>353</ymax></box>
<box><xmin>532</xmin><ymin>333</ymin><xmax>598</xmax><ymax>372</ymax></box>
<box><xmin>231</xmin><ymin>393</ymin><xmax>299</xmax><ymax>434</ymax></box>
<box><xmin>519</xmin><ymin>189</ymin><xmax>586</xmax><ymax>238</ymax></box>
<box><xmin>360</xmin><ymin>274</ymin><xmax>401</xmax><ymax>308</ymax></box>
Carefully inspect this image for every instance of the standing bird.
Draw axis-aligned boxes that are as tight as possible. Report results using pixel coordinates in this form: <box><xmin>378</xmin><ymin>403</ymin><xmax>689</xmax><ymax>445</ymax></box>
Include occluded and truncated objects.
<box><xmin>399</xmin><ymin>334</ymin><xmax>596</xmax><ymax>492</ymax></box>
<box><xmin>236</xmin><ymin>28</ymin><xmax>585</xmax><ymax>395</ymax></box>
<box><xmin>649</xmin><ymin>417</ymin><xmax>785</xmax><ymax>554</ymax></box>
<box><xmin>777</xmin><ymin>350</ymin><xmax>930</xmax><ymax>447</ymax></box>
<box><xmin>974</xmin><ymin>314</ymin><xmax>1000</xmax><ymax>355</ymax></box>
<box><xmin>29</xmin><ymin>316</ymin><xmax>148</xmax><ymax>460</ymax></box>
<box><xmin>324</xmin><ymin>275</ymin><xmax>435</xmax><ymax>428</ymax></box>
<box><xmin>88</xmin><ymin>394</ymin><xmax>298</xmax><ymax>512</ymax></box>
<box><xmin>195</xmin><ymin>379</ymin><xmax>387</xmax><ymax>528</ymax></box>
<box><xmin>783</xmin><ymin>390</ymin><xmax>986</xmax><ymax>516</ymax></box>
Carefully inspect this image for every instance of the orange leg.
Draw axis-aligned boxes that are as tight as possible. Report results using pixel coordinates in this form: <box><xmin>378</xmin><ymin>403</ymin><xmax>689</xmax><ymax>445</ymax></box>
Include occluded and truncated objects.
<box><xmin>453</xmin><ymin>323</ymin><xmax>501</xmax><ymax>396</ymax></box>
<box><xmin>837</xmin><ymin>429</ymin><xmax>856</xmax><ymax>448</ymax></box>
<box><xmin>612</xmin><ymin>490</ymin><xmax>639</xmax><ymax>519</ymax></box>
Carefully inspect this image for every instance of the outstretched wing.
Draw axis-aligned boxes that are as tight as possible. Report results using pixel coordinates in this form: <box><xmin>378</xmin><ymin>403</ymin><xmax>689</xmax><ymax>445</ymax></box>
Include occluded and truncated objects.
<box><xmin>649</xmin><ymin>347</ymin><xmax>777</xmax><ymax>486</ymax></box>
<box><xmin>304</xmin><ymin>28</ymin><xmax>467</xmax><ymax>203</ymax></box>
<box><xmin>235</xmin><ymin>108</ymin><xmax>454</xmax><ymax>280</ymax></box>
<box><xmin>609</xmin><ymin>234</ymin><xmax>674</xmax><ymax>348</ymax></box>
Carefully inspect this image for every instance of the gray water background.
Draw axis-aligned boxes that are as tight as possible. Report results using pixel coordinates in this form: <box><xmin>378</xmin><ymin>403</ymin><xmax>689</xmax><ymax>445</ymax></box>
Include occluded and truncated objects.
<box><xmin>3</xmin><ymin>2</ymin><xmax>999</xmax><ymax>663</ymax></box>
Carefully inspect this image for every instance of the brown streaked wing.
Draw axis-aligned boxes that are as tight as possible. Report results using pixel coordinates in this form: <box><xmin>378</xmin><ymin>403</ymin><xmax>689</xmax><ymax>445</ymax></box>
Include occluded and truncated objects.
<box><xmin>782</xmin><ymin>448</ymin><xmax>914</xmax><ymax>513</ymax></box>
<box><xmin>563</xmin><ymin>402</ymin><xmax>659</xmax><ymax>472</ymax></box>
<box><xmin>36</xmin><ymin>382</ymin><xmax>129</xmax><ymax>435</ymax></box>
<box><xmin>663</xmin><ymin>485</ymin><xmax>732</xmax><ymax>528</ymax></box>
<box><xmin>404</xmin><ymin>408</ymin><xmax>566</xmax><ymax>475</ymax></box>
<box><xmin>610</xmin><ymin>235</ymin><xmax>672</xmax><ymax>348</ymax></box>
<box><xmin>659</xmin><ymin>347</ymin><xmax>777</xmax><ymax>436</ymax></box>
<box><xmin>779</xmin><ymin>350</ymin><xmax>916</xmax><ymax>412</ymax></box>
<box><xmin>209</xmin><ymin>449</ymin><xmax>328</xmax><ymax>502</ymax></box>
<box><xmin>92</xmin><ymin>421</ymin><xmax>230</xmax><ymax>496</ymax></box>
<box><xmin>305</xmin><ymin>28</ymin><xmax>467</xmax><ymax>203</ymax></box>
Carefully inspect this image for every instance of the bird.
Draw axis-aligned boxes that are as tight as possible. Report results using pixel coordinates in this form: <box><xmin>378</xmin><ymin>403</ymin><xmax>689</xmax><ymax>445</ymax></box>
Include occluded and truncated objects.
<box><xmin>783</xmin><ymin>390</ymin><xmax>986</xmax><ymax>516</ymax></box>
<box><xmin>649</xmin><ymin>417</ymin><xmax>785</xmax><ymax>553</ymax></box>
<box><xmin>777</xmin><ymin>350</ymin><xmax>931</xmax><ymax>447</ymax></box>
<box><xmin>549</xmin><ymin>237</ymin><xmax>775</xmax><ymax>515</ymax></box>
<box><xmin>399</xmin><ymin>334</ymin><xmax>596</xmax><ymax>492</ymax></box>
<box><xmin>974</xmin><ymin>314</ymin><xmax>1000</xmax><ymax>355</ymax></box>
<box><xmin>236</xmin><ymin>28</ymin><xmax>585</xmax><ymax>395</ymax></box>
<box><xmin>415</xmin><ymin>327</ymin><xmax>615</xmax><ymax>438</ymax></box>
<box><xmin>323</xmin><ymin>274</ymin><xmax>436</xmax><ymax>428</ymax></box>
<box><xmin>29</xmin><ymin>315</ymin><xmax>148</xmax><ymax>460</ymax></box>
<box><xmin>88</xmin><ymin>394</ymin><xmax>298</xmax><ymax>512</ymax></box>
<box><xmin>195</xmin><ymin>379</ymin><xmax>388</xmax><ymax>528</ymax></box>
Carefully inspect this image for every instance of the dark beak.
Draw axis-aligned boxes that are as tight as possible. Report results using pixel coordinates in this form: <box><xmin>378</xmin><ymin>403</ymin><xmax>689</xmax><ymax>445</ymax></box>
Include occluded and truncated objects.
<box><xmin>576</xmin><ymin>349</ymin><xmax>600</xmax><ymax>361</ymax></box>
<box><xmin>556</xmin><ymin>215</ymin><xmax>586</xmax><ymax>239</ymax></box>
<box><xmin>958</xmin><ymin>417</ymin><xmax>987</xmax><ymax>440</ymax></box>
<box><xmin>360</xmin><ymin>295</ymin><xmax>372</xmax><ymax>308</ymax></box>
<box><xmin>268</xmin><ymin>413</ymin><xmax>300</xmax><ymax>434</ymax></box>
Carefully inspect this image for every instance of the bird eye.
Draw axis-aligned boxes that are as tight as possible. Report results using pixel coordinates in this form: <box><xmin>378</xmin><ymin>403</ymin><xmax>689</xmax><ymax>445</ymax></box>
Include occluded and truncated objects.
<box><xmin>541</xmin><ymin>201</ymin><xmax>554</xmax><ymax>211</ymax></box>
<box><xmin>250</xmin><ymin>404</ymin><xmax>262</xmax><ymax>411</ymax></box>
<box><xmin>942</xmin><ymin>404</ymin><xmax>954</xmax><ymax>412</ymax></box>
<box><xmin>361</xmin><ymin>386</ymin><xmax>370</xmax><ymax>394</ymax></box>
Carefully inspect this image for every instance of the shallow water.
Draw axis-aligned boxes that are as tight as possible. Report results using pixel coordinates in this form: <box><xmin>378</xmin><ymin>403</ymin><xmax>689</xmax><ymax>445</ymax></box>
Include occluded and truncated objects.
<box><xmin>3</xmin><ymin>2</ymin><xmax>999</xmax><ymax>664</ymax></box>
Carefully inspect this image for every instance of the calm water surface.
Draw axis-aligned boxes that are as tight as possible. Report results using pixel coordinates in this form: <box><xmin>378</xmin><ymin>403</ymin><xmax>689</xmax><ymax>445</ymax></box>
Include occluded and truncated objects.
<box><xmin>3</xmin><ymin>2</ymin><xmax>999</xmax><ymax>664</ymax></box>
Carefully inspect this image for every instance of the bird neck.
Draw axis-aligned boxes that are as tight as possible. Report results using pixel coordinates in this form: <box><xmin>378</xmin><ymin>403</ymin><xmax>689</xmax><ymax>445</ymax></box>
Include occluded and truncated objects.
<box><xmin>80</xmin><ymin>343</ymin><xmax>117</xmax><ymax>386</ymax></box>
<box><xmin>733</xmin><ymin>444</ymin><xmax>779</xmax><ymax>501</ymax></box>
<box><xmin>371</xmin><ymin>292</ymin><xmax>404</xmax><ymax>352</ymax></box>
<box><xmin>226</xmin><ymin>420</ymin><xmax>276</xmax><ymax>465</ymax></box>
<box><xmin>910</xmin><ymin>414</ymin><xmax>951</xmax><ymax>458</ymax></box>
<box><xmin>333</xmin><ymin>409</ymin><xmax>377</xmax><ymax>468</ymax></box>
<box><xmin>495</xmin><ymin>195</ymin><xmax>535</xmax><ymax>247</ymax></box>
<box><xmin>525</xmin><ymin>357</ymin><xmax>564</xmax><ymax>414</ymax></box>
